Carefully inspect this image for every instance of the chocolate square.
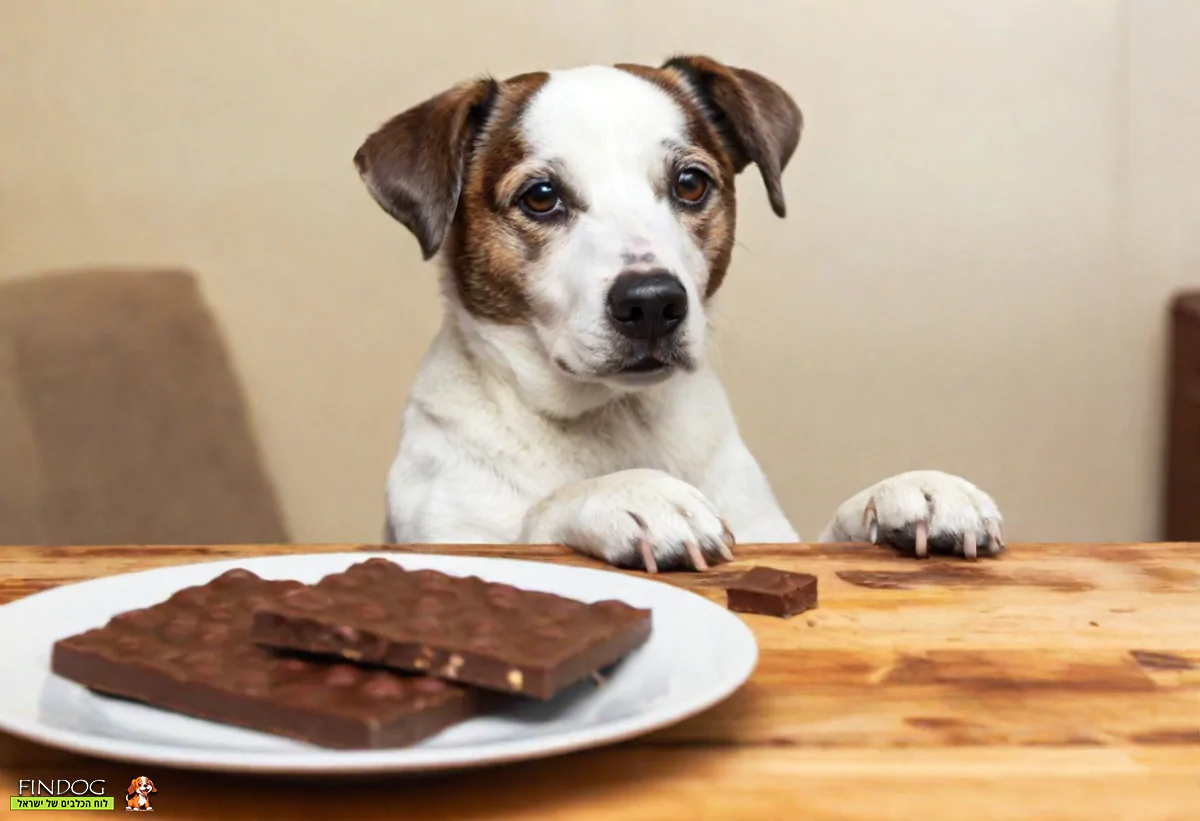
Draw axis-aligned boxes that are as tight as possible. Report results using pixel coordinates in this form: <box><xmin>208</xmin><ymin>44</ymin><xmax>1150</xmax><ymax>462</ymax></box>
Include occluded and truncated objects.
<box><xmin>725</xmin><ymin>566</ymin><xmax>818</xmax><ymax>618</ymax></box>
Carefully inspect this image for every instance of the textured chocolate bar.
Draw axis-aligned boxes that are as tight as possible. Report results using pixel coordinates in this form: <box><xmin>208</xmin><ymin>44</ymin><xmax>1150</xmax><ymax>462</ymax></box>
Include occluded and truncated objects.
<box><xmin>250</xmin><ymin>558</ymin><xmax>653</xmax><ymax>699</ymax></box>
<box><xmin>725</xmin><ymin>566</ymin><xmax>818</xmax><ymax>618</ymax></box>
<box><xmin>50</xmin><ymin>569</ymin><xmax>487</xmax><ymax>749</ymax></box>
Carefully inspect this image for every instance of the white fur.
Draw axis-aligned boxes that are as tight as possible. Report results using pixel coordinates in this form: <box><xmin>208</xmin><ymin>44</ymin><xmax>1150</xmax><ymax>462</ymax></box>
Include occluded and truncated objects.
<box><xmin>519</xmin><ymin>67</ymin><xmax>711</xmax><ymax>383</ymax></box>
<box><xmin>386</xmin><ymin>66</ymin><xmax>1003</xmax><ymax>568</ymax></box>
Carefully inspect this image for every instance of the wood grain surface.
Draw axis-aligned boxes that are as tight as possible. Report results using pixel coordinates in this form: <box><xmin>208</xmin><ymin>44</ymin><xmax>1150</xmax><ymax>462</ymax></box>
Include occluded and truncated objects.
<box><xmin>1</xmin><ymin>542</ymin><xmax>1198</xmax><ymax>819</ymax></box>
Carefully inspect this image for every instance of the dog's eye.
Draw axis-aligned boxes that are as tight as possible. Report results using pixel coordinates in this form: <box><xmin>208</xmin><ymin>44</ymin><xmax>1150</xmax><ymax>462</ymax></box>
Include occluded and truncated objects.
<box><xmin>518</xmin><ymin>181</ymin><xmax>561</xmax><ymax>217</ymax></box>
<box><xmin>673</xmin><ymin>169</ymin><xmax>710</xmax><ymax>205</ymax></box>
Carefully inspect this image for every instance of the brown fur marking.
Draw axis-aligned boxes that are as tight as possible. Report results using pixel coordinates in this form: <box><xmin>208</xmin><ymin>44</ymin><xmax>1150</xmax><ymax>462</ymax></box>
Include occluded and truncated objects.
<box><xmin>355</xmin><ymin>78</ymin><xmax>499</xmax><ymax>260</ymax></box>
<box><xmin>443</xmin><ymin>71</ymin><xmax>550</xmax><ymax>323</ymax></box>
<box><xmin>662</xmin><ymin>55</ymin><xmax>803</xmax><ymax>218</ymax></box>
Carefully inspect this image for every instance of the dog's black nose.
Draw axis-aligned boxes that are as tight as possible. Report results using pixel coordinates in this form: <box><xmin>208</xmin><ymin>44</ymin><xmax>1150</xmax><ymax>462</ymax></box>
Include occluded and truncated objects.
<box><xmin>606</xmin><ymin>271</ymin><xmax>688</xmax><ymax>340</ymax></box>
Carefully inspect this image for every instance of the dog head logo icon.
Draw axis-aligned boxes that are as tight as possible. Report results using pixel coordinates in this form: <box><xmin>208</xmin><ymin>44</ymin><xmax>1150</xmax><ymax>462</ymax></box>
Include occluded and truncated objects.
<box><xmin>125</xmin><ymin>776</ymin><xmax>155</xmax><ymax>811</ymax></box>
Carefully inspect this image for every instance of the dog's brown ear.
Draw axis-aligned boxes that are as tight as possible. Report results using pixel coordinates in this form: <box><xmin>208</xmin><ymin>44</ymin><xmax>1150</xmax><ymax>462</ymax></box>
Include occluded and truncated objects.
<box><xmin>147</xmin><ymin>780</ymin><xmax>156</xmax><ymax>793</ymax></box>
<box><xmin>126</xmin><ymin>780</ymin><xmax>138</xmax><ymax>796</ymax></box>
<box><xmin>662</xmin><ymin>55</ymin><xmax>802</xmax><ymax>218</ymax></box>
<box><xmin>354</xmin><ymin>78</ymin><xmax>499</xmax><ymax>260</ymax></box>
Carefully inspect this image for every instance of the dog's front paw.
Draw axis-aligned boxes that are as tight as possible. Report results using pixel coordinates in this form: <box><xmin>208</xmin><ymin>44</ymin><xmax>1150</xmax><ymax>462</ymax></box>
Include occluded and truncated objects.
<box><xmin>842</xmin><ymin>470</ymin><xmax>1004</xmax><ymax>560</ymax></box>
<box><xmin>524</xmin><ymin>469</ymin><xmax>735</xmax><ymax>573</ymax></box>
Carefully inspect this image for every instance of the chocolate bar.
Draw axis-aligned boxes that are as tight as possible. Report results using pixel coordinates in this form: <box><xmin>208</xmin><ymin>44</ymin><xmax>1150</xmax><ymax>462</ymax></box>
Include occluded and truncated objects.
<box><xmin>51</xmin><ymin>569</ymin><xmax>488</xmax><ymax>749</ymax></box>
<box><xmin>250</xmin><ymin>559</ymin><xmax>652</xmax><ymax>699</ymax></box>
<box><xmin>725</xmin><ymin>566</ymin><xmax>817</xmax><ymax>618</ymax></box>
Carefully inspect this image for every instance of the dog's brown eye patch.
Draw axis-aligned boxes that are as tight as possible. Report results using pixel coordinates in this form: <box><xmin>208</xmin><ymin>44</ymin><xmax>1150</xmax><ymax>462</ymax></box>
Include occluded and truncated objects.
<box><xmin>672</xmin><ymin>168</ymin><xmax>710</xmax><ymax>205</ymax></box>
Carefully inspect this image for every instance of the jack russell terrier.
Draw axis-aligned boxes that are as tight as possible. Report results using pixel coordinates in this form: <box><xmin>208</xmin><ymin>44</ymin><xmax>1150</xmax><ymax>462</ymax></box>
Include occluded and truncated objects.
<box><xmin>355</xmin><ymin>55</ymin><xmax>1004</xmax><ymax>572</ymax></box>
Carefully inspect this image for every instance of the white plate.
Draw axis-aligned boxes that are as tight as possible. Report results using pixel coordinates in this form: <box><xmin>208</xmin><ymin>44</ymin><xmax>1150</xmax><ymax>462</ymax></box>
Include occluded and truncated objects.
<box><xmin>0</xmin><ymin>552</ymin><xmax>757</xmax><ymax>775</ymax></box>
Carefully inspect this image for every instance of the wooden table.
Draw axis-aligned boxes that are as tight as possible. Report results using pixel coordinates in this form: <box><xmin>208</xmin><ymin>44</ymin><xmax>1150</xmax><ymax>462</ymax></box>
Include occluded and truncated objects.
<box><xmin>2</xmin><ymin>543</ymin><xmax>1199</xmax><ymax>820</ymax></box>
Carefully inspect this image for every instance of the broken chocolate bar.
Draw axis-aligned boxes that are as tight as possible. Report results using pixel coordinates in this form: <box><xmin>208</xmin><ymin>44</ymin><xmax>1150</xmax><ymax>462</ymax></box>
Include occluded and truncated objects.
<box><xmin>51</xmin><ymin>569</ymin><xmax>489</xmax><ymax>749</ymax></box>
<box><xmin>725</xmin><ymin>566</ymin><xmax>818</xmax><ymax>618</ymax></box>
<box><xmin>250</xmin><ymin>558</ymin><xmax>652</xmax><ymax>699</ymax></box>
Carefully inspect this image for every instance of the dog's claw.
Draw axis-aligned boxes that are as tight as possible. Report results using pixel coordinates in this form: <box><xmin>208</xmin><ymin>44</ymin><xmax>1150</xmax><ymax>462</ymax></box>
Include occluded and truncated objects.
<box><xmin>863</xmin><ymin>499</ymin><xmax>879</xmax><ymax>543</ymax></box>
<box><xmin>627</xmin><ymin>512</ymin><xmax>658</xmax><ymax>573</ymax></box>
<box><xmin>684</xmin><ymin>540</ymin><xmax>708</xmax><ymax>571</ymax></box>
<box><xmin>962</xmin><ymin>530</ymin><xmax>978</xmax><ymax>561</ymax></box>
<box><xmin>625</xmin><ymin>508</ymin><xmax>731</xmax><ymax>573</ymax></box>
<box><xmin>637</xmin><ymin>536</ymin><xmax>657</xmax><ymax>574</ymax></box>
<box><xmin>720</xmin><ymin>518</ymin><xmax>736</xmax><ymax>546</ymax></box>
<box><xmin>718</xmin><ymin>519</ymin><xmax>736</xmax><ymax>561</ymax></box>
<box><xmin>914</xmin><ymin>520</ymin><xmax>929</xmax><ymax>558</ymax></box>
<box><xmin>985</xmin><ymin>519</ymin><xmax>1004</xmax><ymax>555</ymax></box>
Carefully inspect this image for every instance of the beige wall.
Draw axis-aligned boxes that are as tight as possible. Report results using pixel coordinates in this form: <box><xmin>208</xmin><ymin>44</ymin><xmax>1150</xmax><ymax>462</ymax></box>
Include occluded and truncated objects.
<box><xmin>2</xmin><ymin>0</ymin><xmax>1197</xmax><ymax>544</ymax></box>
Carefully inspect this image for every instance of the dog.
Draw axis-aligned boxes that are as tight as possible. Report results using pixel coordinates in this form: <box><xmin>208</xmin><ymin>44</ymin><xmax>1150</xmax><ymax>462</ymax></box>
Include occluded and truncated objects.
<box><xmin>125</xmin><ymin>777</ymin><xmax>154</xmax><ymax>811</ymax></box>
<box><xmin>355</xmin><ymin>55</ymin><xmax>1004</xmax><ymax>571</ymax></box>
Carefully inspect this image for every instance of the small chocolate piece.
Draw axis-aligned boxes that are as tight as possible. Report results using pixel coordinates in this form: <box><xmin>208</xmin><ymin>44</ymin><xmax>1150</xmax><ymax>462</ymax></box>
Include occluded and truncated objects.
<box><xmin>250</xmin><ymin>559</ymin><xmax>653</xmax><ymax>699</ymax></box>
<box><xmin>51</xmin><ymin>569</ymin><xmax>489</xmax><ymax>749</ymax></box>
<box><xmin>725</xmin><ymin>566</ymin><xmax>818</xmax><ymax>618</ymax></box>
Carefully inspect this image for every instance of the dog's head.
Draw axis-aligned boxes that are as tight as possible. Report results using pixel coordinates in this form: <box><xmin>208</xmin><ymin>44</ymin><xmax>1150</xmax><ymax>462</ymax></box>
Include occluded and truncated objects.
<box><xmin>355</xmin><ymin>56</ymin><xmax>801</xmax><ymax>398</ymax></box>
<box><xmin>127</xmin><ymin>777</ymin><xmax>155</xmax><ymax>797</ymax></box>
